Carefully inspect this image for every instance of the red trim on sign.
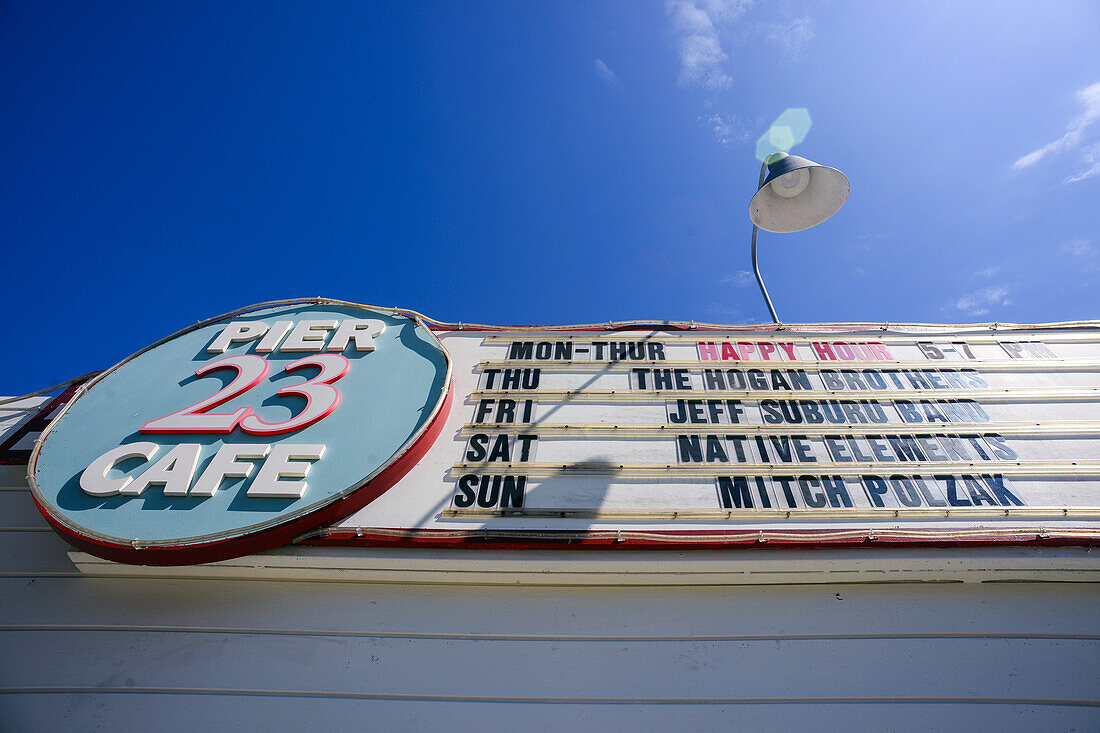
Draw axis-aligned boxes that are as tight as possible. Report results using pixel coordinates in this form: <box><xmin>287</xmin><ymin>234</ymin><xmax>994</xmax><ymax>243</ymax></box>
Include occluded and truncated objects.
<box><xmin>423</xmin><ymin>324</ymin><xmax>707</xmax><ymax>333</ymax></box>
<box><xmin>301</xmin><ymin>525</ymin><xmax>1100</xmax><ymax>550</ymax></box>
<box><xmin>420</xmin><ymin>319</ymin><xmax>1100</xmax><ymax>333</ymax></box>
<box><xmin>36</xmin><ymin>380</ymin><xmax>454</xmax><ymax>566</ymax></box>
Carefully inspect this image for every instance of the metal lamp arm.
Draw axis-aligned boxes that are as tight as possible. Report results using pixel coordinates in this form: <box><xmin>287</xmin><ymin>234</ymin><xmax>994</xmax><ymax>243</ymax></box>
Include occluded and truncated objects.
<box><xmin>751</xmin><ymin>160</ymin><xmax>781</xmax><ymax>324</ymax></box>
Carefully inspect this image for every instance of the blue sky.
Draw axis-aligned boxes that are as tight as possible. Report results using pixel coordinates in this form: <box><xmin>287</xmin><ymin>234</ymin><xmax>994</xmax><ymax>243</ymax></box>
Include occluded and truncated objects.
<box><xmin>2</xmin><ymin>1</ymin><xmax>1099</xmax><ymax>394</ymax></box>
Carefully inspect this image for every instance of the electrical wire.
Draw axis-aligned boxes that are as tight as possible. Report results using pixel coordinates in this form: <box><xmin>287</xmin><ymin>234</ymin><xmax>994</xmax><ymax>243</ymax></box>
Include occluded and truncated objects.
<box><xmin>0</xmin><ymin>371</ymin><xmax>101</xmax><ymax>410</ymax></box>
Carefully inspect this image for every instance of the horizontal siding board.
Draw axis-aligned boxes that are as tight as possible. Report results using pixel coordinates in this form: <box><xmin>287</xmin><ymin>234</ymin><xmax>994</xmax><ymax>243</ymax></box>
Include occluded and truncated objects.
<box><xmin>0</xmin><ymin>465</ymin><xmax>30</xmax><ymax>490</ymax></box>
<box><xmin>3</xmin><ymin>578</ymin><xmax>1100</xmax><ymax>640</ymax></box>
<box><xmin>0</xmin><ymin>695</ymin><xmax>1095</xmax><ymax>733</ymax></box>
<box><xmin>67</xmin><ymin>545</ymin><xmax>1100</xmax><ymax>585</ymax></box>
<box><xmin>4</xmin><ymin>437</ymin><xmax>1099</xmax><ymax>728</ymax></box>
<box><xmin>0</xmin><ymin>491</ymin><xmax>48</xmax><ymax>528</ymax></box>
<box><xmin>1</xmin><ymin>630</ymin><xmax>1096</xmax><ymax>701</ymax></box>
<box><xmin>0</xmin><ymin>532</ymin><xmax>78</xmax><ymax>575</ymax></box>
<box><xmin>2</xmin><ymin>554</ymin><xmax>1098</xmax><ymax>729</ymax></box>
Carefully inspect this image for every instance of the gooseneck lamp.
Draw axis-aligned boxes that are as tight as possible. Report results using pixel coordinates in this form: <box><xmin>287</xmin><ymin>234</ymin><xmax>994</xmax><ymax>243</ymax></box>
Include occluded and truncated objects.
<box><xmin>747</xmin><ymin>153</ymin><xmax>850</xmax><ymax>323</ymax></box>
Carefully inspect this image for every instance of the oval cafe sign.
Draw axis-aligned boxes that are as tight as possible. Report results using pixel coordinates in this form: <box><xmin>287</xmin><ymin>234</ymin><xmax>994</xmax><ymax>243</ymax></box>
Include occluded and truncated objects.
<box><xmin>28</xmin><ymin>299</ymin><xmax>452</xmax><ymax>565</ymax></box>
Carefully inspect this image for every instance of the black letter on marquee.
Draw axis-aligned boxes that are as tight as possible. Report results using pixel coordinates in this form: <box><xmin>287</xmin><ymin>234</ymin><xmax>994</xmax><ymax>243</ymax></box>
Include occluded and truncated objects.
<box><xmin>940</xmin><ymin>474</ymin><xmax>971</xmax><ymax>506</ymax></box>
<box><xmin>488</xmin><ymin>435</ymin><xmax>511</xmax><ymax>462</ymax></box>
<box><xmin>500</xmin><ymin>476</ymin><xmax>526</xmax><ymax>508</ymax></box>
<box><xmin>454</xmin><ymin>475</ymin><xmax>478</xmax><ymax>507</ymax></box>
<box><xmin>982</xmin><ymin>474</ymin><xmax>1023</xmax><ymax>506</ymax></box>
<box><xmin>717</xmin><ymin>476</ymin><xmax>753</xmax><ymax>509</ymax></box>
<box><xmin>862</xmin><ymin>475</ymin><xmax>888</xmax><ymax>507</ymax></box>
<box><xmin>678</xmin><ymin>435</ymin><xmax>703</xmax><ymax>463</ymax></box>
<box><xmin>705</xmin><ymin>435</ymin><xmax>728</xmax><ymax>462</ymax></box>
<box><xmin>516</xmin><ymin>435</ymin><xmax>538</xmax><ymax>461</ymax></box>
<box><xmin>509</xmin><ymin>342</ymin><xmax>534</xmax><ymax>359</ymax></box>
<box><xmin>466</xmin><ymin>434</ymin><xmax>489</xmax><ymax>461</ymax></box>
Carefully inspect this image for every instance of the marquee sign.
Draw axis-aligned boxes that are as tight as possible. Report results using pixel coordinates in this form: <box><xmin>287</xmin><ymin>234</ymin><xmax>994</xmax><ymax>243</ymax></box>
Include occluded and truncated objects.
<box><xmin>22</xmin><ymin>302</ymin><xmax>1100</xmax><ymax>564</ymax></box>
<box><xmin>28</xmin><ymin>299</ymin><xmax>452</xmax><ymax>565</ymax></box>
<box><xmin>312</xmin><ymin>322</ymin><xmax>1100</xmax><ymax>550</ymax></box>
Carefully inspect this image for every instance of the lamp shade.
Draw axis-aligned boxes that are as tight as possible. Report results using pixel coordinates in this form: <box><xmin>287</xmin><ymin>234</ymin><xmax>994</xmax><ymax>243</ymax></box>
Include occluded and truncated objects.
<box><xmin>749</xmin><ymin>154</ymin><xmax>850</xmax><ymax>233</ymax></box>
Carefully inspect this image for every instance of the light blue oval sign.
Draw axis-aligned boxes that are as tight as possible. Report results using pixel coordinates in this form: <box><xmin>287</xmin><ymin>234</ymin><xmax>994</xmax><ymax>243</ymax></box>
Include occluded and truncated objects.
<box><xmin>29</xmin><ymin>299</ymin><xmax>452</xmax><ymax>565</ymax></box>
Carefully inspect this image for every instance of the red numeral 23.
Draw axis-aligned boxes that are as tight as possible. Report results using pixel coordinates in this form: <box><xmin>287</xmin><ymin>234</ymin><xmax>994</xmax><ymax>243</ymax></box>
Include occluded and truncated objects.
<box><xmin>142</xmin><ymin>354</ymin><xmax>349</xmax><ymax>435</ymax></box>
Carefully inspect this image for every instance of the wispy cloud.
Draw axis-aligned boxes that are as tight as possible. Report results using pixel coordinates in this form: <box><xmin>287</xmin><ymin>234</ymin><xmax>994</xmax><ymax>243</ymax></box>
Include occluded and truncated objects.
<box><xmin>1013</xmin><ymin>81</ymin><xmax>1100</xmax><ymax>183</ymax></box>
<box><xmin>665</xmin><ymin>3</ymin><xmax>820</xmax><ymax>152</ymax></box>
<box><xmin>948</xmin><ymin>286</ymin><xmax>1012</xmax><ymax>317</ymax></box>
<box><xmin>1064</xmin><ymin>141</ymin><xmax>1100</xmax><ymax>184</ymax></box>
<box><xmin>701</xmin><ymin>113</ymin><xmax>752</xmax><ymax>148</ymax></box>
<box><xmin>1063</xmin><ymin>238</ymin><xmax>1094</xmax><ymax>256</ymax></box>
<box><xmin>594</xmin><ymin>58</ymin><xmax>620</xmax><ymax>86</ymax></box>
<box><xmin>762</xmin><ymin>15</ymin><xmax>815</xmax><ymax>60</ymax></box>
<box><xmin>974</xmin><ymin>266</ymin><xmax>1000</xmax><ymax>278</ymax></box>
<box><xmin>721</xmin><ymin>270</ymin><xmax>754</xmax><ymax>287</ymax></box>
<box><xmin>666</xmin><ymin>1</ymin><xmax>751</xmax><ymax>90</ymax></box>
<box><xmin>704</xmin><ymin>302</ymin><xmax>757</xmax><ymax>323</ymax></box>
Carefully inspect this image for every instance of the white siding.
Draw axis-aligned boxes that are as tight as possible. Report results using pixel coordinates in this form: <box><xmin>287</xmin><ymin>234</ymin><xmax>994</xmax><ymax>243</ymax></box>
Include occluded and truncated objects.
<box><xmin>2</xmin><ymin>436</ymin><xmax>1098</xmax><ymax>731</ymax></box>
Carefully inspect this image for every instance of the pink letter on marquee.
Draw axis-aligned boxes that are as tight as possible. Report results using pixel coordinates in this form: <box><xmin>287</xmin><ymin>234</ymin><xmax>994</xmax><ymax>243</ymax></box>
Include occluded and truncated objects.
<box><xmin>868</xmin><ymin>342</ymin><xmax>894</xmax><ymax>360</ymax></box>
<box><xmin>833</xmin><ymin>342</ymin><xmax>856</xmax><ymax>360</ymax></box>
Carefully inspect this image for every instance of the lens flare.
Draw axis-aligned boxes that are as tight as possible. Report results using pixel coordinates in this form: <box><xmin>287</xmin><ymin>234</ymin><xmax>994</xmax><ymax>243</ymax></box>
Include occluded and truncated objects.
<box><xmin>755</xmin><ymin>108</ymin><xmax>812</xmax><ymax>161</ymax></box>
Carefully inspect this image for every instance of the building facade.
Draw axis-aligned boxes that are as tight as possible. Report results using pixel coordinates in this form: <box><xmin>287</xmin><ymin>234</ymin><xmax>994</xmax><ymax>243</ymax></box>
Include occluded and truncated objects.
<box><xmin>3</xmin><ymin>300</ymin><xmax>1098</xmax><ymax>729</ymax></box>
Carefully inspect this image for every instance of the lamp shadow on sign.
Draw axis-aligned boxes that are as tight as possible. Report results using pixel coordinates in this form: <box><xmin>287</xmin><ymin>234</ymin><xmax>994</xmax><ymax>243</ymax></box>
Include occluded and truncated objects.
<box><xmin>519</xmin><ymin>334</ymin><xmax>666</xmax><ymax>526</ymax></box>
<box><xmin>510</xmin><ymin>331</ymin><xmax>672</xmax><ymax>532</ymax></box>
<box><xmin>519</xmin><ymin>457</ymin><xmax>622</xmax><ymax>529</ymax></box>
<box><xmin>376</xmin><ymin>340</ymin><xmax>624</xmax><ymax>538</ymax></box>
<box><xmin>430</xmin><ymin>332</ymin><xmax>672</xmax><ymax>537</ymax></box>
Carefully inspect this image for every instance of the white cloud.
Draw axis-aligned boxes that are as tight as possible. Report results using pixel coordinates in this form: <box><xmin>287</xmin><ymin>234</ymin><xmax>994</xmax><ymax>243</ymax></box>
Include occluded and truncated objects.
<box><xmin>702</xmin><ymin>113</ymin><xmax>751</xmax><ymax>148</ymax></box>
<box><xmin>1013</xmin><ymin>81</ymin><xmax>1100</xmax><ymax>182</ymax></box>
<box><xmin>1065</xmin><ymin>162</ymin><xmax>1100</xmax><ymax>183</ymax></box>
<box><xmin>704</xmin><ymin>302</ymin><xmax>756</xmax><ymax>322</ymax></box>
<box><xmin>1064</xmin><ymin>140</ymin><xmax>1100</xmax><ymax>184</ymax></box>
<box><xmin>666</xmin><ymin>1</ymin><xmax>751</xmax><ymax>90</ymax></box>
<box><xmin>665</xmin><ymin>3</ymin><xmax>818</xmax><ymax>152</ymax></box>
<box><xmin>594</xmin><ymin>58</ymin><xmax>619</xmax><ymax>86</ymax></box>
<box><xmin>721</xmin><ymin>270</ymin><xmax>754</xmax><ymax>287</ymax></box>
<box><xmin>1062</xmin><ymin>239</ymin><xmax>1094</xmax><ymax>256</ymax></box>
<box><xmin>949</xmin><ymin>286</ymin><xmax>1012</xmax><ymax>317</ymax></box>
<box><xmin>762</xmin><ymin>15</ymin><xmax>815</xmax><ymax>60</ymax></box>
<box><xmin>974</xmin><ymin>266</ymin><xmax>1000</xmax><ymax>278</ymax></box>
